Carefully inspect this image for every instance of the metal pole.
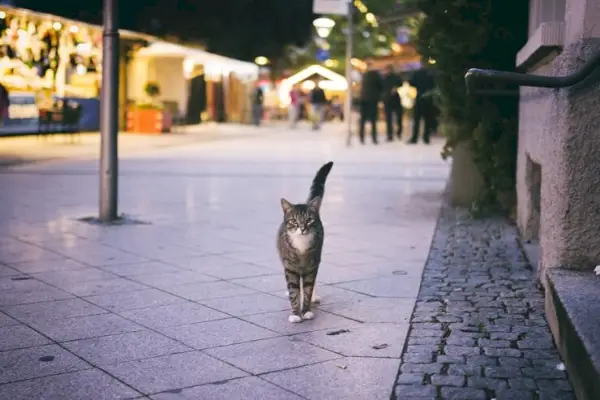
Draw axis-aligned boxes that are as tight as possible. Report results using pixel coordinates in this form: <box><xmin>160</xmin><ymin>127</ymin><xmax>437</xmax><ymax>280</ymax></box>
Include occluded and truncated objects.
<box><xmin>344</xmin><ymin>0</ymin><xmax>353</xmax><ymax>146</ymax></box>
<box><xmin>99</xmin><ymin>0</ymin><xmax>120</xmax><ymax>221</ymax></box>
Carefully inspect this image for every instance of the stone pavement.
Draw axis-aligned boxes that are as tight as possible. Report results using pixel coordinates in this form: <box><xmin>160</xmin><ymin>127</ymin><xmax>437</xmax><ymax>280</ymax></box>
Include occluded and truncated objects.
<box><xmin>0</xmin><ymin>124</ymin><xmax>449</xmax><ymax>399</ymax></box>
<box><xmin>0</xmin><ymin>122</ymin><xmax>271</xmax><ymax>167</ymax></box>
<box><xmin>393</xmin><ymin>202</ymin><xmax>574</xmax><ymax>400</ymax></box>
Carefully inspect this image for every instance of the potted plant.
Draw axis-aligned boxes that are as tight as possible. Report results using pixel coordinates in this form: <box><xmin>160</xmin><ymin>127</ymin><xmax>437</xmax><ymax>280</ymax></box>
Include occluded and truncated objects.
<box><xmin>126</xmin><ymin>81</ymin><xmax>173</xmax><ymax>134</ymax></box>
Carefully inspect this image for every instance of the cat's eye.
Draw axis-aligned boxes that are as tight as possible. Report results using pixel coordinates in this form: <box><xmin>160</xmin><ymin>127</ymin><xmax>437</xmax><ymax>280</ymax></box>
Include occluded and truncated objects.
<box><xmin>306</xmin><ymin>219</ymin><xmax>314</xmax><ymax>225</ymax></box>
<box><xmin>287</xmin><ymin>220</ymin><xmax>298</xmax><ymax>227</ymax></box>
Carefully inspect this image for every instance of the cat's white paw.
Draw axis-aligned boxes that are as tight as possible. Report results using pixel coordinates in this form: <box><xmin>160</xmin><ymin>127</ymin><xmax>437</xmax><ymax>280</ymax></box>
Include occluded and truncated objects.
<box><xmin>288</xmin><ymin>314</ymin><xmax>303</xmax><ymax>323</ymax></box>
<box><xmin>302</xmin><ymin>311</ymin><xmax>315</xmax><ymax>320</ymax></box>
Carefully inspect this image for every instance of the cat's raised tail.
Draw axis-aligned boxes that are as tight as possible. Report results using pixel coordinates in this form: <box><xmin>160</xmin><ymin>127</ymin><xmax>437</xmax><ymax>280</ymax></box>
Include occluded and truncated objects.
<box><xmin>307</xmin><ymin>161</ymin><xmax>334</xmax><ymax>202</ymax></box>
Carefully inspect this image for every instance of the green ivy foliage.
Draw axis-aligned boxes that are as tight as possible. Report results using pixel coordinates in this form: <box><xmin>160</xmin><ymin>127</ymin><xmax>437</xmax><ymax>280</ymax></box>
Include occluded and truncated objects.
<box><xmin>412</xmin><ymin>0</ymin><xmax>527</xmax><ymax>215</ymax></box>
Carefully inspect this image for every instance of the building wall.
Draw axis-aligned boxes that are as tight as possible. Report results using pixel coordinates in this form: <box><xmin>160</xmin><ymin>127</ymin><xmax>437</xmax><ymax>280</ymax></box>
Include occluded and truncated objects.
<box><xmin>517</xmin><ymin>0</ymin><xmax>600</xmax><ymax>277</ymax></box>
<box><xmin>153</xmin><ymin>58</ymin><xmax>188</xmax><ymax>115</ymax></box>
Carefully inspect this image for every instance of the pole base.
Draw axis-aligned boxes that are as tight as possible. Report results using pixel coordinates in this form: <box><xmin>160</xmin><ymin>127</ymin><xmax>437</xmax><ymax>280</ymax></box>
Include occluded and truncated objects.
<box><xmin>77</xmin><ymin>214</ymin><xmax>151</xmax><ymax>226</ymax></box>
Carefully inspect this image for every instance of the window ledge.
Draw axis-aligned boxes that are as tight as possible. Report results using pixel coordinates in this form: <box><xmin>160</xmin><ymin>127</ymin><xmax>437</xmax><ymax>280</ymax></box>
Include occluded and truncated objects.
<box><xmin>516</xmin><ymin>21</ymin><xmax>565</xmax><ymax>69</ymax></box>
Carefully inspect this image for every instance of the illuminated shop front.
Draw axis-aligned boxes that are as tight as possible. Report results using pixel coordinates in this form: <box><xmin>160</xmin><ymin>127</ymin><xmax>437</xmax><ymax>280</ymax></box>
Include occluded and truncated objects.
<box><xmin>0</xmin><ymin>6</ymin><xmax>148</xmax><ymax>135</ymax></box>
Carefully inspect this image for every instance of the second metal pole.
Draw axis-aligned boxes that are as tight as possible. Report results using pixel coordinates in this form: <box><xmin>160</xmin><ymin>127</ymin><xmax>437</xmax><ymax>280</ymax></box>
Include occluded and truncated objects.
<box><xmin>99</xmin><ymin>0</ymin><xmax>120</xmax><ymax>222</ymax></box>
<box><xmin>344</xmin><ymin>0</ymin><xmax>353</xmax><ymax>146</ymax></box>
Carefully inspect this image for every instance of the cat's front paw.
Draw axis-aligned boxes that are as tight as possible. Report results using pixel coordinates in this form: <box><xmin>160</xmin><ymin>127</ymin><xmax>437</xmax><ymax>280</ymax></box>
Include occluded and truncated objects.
<box><xmin>302</xmin><ymin>311</ymin><xmax>315</xmax><ymax>320</ymax></box>
<box><xmin>288</xmin><ymin>314</ymin><xmax>303</xmax><ymax>323</ymax></box>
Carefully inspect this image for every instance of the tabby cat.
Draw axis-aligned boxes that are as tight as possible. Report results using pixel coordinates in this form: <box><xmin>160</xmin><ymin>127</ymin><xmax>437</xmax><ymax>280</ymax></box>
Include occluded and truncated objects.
<box><xmin>277</xmin><ymin>161</ymin><xmax>334</xmax><ymax>323</ymax></box>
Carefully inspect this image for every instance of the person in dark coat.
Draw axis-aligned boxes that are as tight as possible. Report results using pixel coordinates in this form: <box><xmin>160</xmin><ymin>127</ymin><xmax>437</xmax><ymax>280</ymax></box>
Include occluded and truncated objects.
<box><xmin>381</xmin><ymin>64</ymin><xmax>403</xmax><ymax>141</ymax></box>
<box><xmin>309</xmin><ymin>80</ymin><xmax>327</xmax><ymax>130</ymax></box>
<box><xmin>408</xmin><ymin>66</ymin><xmax>436</xmax><ymax>144</ymax></box>
<box><xmin>358</xmin><ymin>61</ymin><xmax>383</xmax><ymax>144</ymax></box>
<box><xmin>251</xmin><ymin>83</ymin><xmax>264</xmax><ymax>126</ymax></box>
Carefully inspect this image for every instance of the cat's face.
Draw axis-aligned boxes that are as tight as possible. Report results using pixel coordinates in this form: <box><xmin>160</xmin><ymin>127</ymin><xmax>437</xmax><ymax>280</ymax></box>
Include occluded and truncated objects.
<box><xmin>280</xmin><ymin>197</ymin><xmax>321</xmax><ymax>236</ymax></box>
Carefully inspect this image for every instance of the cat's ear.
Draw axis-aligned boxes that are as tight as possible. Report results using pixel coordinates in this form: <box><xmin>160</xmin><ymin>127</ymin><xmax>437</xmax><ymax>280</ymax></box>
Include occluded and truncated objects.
<box><xmin>307</xmin><ymin>196</ymin><xmax>322</xmax><ymax>212</ymax></box>
<box><xmin>280</xmin><ymin>198</ymin><xmax>294</xmax><ymax>213</ymax></box>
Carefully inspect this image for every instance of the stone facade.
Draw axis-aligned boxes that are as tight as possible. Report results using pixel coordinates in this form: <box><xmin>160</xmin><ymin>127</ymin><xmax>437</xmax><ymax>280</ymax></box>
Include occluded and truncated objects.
<box><xmin>517</xmin><ymin>0</ymin><xmax>600</xmax><ymax>278</ymax></box>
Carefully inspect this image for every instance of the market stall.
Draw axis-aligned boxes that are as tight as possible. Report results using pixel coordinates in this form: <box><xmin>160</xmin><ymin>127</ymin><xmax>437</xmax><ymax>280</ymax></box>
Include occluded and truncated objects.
<box><xmin>0</xmin><ymin>6</ymin><xmax>149</xmax><ymax>135</ymax></box>
<box><xmin>129</xmin><ymin>40</ymin><xmax>258</xmax><ymax>130</ymax></box>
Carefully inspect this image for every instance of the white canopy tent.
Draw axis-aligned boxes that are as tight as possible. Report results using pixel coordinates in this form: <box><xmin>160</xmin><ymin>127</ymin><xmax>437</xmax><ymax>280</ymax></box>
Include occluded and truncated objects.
<box><xmin>135</xmin><ymin>40</ymin><xmax>258</xmax><ymax>80</ymax></box>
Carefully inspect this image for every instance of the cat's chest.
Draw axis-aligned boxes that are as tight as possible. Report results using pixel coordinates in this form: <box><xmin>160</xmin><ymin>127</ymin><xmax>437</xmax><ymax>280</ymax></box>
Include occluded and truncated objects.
<box><xmin>288</xmin><ymin>232</ymin><xmax>314</xmax><ymax>253</ymax></box>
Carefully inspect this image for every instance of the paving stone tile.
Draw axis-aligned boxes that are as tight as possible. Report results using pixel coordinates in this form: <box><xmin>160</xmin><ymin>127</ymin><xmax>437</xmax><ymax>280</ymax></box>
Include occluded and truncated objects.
<box><xmin>334</xmin><ymin>276</ymin><xmax>422</xmax><ymax>298</ymax></box>
<box><xmin>0</xmin><ymin>311</ymin><xmax>19</xmax><ymax>326</ymax></box>
<box><xmin>228</xmin><ymin>274</ymin><xmax>287</xmax><ymax>293</ymax></box>
<box><xmin>58</xmin><ymin>277</ymin><xmax>149</xmax><ymax>297</ymax></box>
<box><xmin>394</xmin><ymin>384</ymin><xmax>438</xmax><ymax>399</ymax></box>
<box><xmin>395</xmin><ymin>373</ymin><xmax>425</xmax><ymax>385</ymax></box>
<box><xmin>0</xmin><ymin>368</ymin><xmax>141</xmax><ymax>400</ymax></box>
<box><xmin>84</xmin><ymin>288</ymin><xmax>185</xmax><ymax>312</ymax></box>
<box><xmin>199</xmin><ymin>292</ymin><xmax>290</xmax><ymax>316</ymax></box>
<box><xmin>292</xmin><ymin>323</ymin><xmax>409</xmax><ymax>358</ymax></box>
<box><xmin>496</xmin><ymin>390</ymin><xmax>535</xmax><ymax>400</ymax></box>
<box><xmin>162</xmin><ymin>280</ymin><xmax>257</xmax><ymax>301</ymax></box>
<box><xmin>157</xmin><ymin>317</ymin><xmax>279</xmax><ymax>349</ymax></box>
<box><xmin>440</xmin><ymin>387</ymin><xmax>487</xmax><ymax>400</ymax></box>
<box><xmin>0</xmin><ymin>244</ymin><xmax>63</xmax><ymax>264</ymax></box>
<box><xmin>118</xmin><ymin>302</ymin><xmax>229</xmax><ymax>329</ymax></box>
<box><xmin>164</xmin><ymin>255</ymin><xmax>242</xmax><ymax>272</ymax></box>
<box><xmin>0</xmin><ymin>264</ymin><xmax>20</xmax><ymax>276</ymax></box>
<box><xmin>241</xmin><ymin>309</ymin><xmax>362</xmax><ymax>335</ymax></box>
<box><xmin>320</xmin><ymin>297</ymin><xmax>415</xmax><ymax>323</ymax></box>
<box><xmin>29</xmin><ymin>313</ymin><xmax>144</xmax><ymax>342</ymax></box>
<box><xmin>431</xmin><ymin>374</ymin><xmax>465</xmax><ymax>387</ymax></box>
<box><xmin>0</xmin><ymin>344</ymin><xmax>89</xmax><ymax>384</ymax></box>
<box><xmin>0</xmin><ymin>324</ymin><xmax>51</xmax><ymax>351</ymax></box>
<box><xmin>263</xmin><ymin>357</ymin><xmax>399</xmax><ymax>400</ymax></box>
<box><xmin>7</xmin><ymin>258</ymin><xmax>90</xmax><ymax>274</ymax></box>
<box><xmin>127</xmin><ymin>270</ymin><xmax>218</xmax><ymax>290</ymax></box>
<box><xmin>63</xmin><ymin>330</ymin><xmax>191</xmax><ymax>366</ymax></box>
<box><xmin>192</xmin><ymin>262</ymin><xmax>275</xmax><ymax>280</ymax></box>
<box><xmin>110</xmin><ymin>244</ymin><xmax>207</xmax><ymax>262</ymax></box>
<box><xmin>150</xmin><ymin>376</ymin><xmax>303</xmax><ymax>400</ymax></box>
<box><xmin>104</xmin><ymin>351</ymin><xmax>248</xmax><ymax>395</ymax></box>
<box><xmin>31</xmin><ymin>268</ymin><xmax>118</xmax><ymax>286</ymax></box>
<box><xmin>0</xmin><ymin>276</ymin><xmax>73</xmax><ymax>306</ymax></box>
<box><xmin>49</xmin><ymin>245</ymin><xmax>150</xmax><ymax>267</ymax></box>
<box><xmin>314</xmin><ymin>264</ymin><xmax>384</xmax><ymax>284</ymax></box>
<box><xmin>205</xmin><ymin>336</ymin><xmax>341</xmax><ymax>374</ymax></box>
<box><xmin>2</xmin><ymin>298</ymin><xmax>108</xmax><ymax>324</ymax></box>
<box><xmin>99</xmin><ymin>261</ymin><xmax>183</xmax><ymax>277</ymax></box>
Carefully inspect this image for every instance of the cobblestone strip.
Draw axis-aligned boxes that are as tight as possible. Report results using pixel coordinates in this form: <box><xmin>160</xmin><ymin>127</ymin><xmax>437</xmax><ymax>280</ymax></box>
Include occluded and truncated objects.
<box><xmin>392</xmin><ymin>202</ymin><xmax>574</xmax><ymax>400</ymax></box>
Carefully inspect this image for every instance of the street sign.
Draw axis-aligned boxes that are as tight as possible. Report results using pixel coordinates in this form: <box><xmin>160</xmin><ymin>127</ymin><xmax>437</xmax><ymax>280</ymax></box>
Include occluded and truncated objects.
<box><xmin>316</xmin><ymin>49</ymin><xmax>330</xmax><ymax>62</ymax></box>
<box><xmin>313</xmin><ymin>0</ymin><xmax>348</xmax><ymax>15</ymax></box>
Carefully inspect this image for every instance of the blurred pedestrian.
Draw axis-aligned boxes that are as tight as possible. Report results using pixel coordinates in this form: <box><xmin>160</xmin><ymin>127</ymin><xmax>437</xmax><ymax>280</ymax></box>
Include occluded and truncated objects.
<box><xmin>358</xmin><ymin>61</ymin><xmax>383</xmax><ymax>144</ymax></box>
<box><xmin>0</xmin><ymin>82</ymin><xmax>9</xmax><ymax>126</ymax></box>
<box><xmin>251</xmin><ymin>82</ymin><xmax>264</xmax><ymax>126</ymax></box>
<box><xmin>381</xmin><ymin>64</ymin><xmax>403</xmax><ymax>141</ymax></box>
<box><xmin>408</xmin><ymin>66</ymin><xmax>435</xmax><ymax>144</ymax></box>
<box><xmin>288</xmin><ymin>84</ymin><xmax>301</xmax><ymax>128</ymax></box>
<box><xmin>330</xmin><ymin>95</ymin><xmax>343</xmax><ymax>121</ymax></box>
<box><xmin>309</xmin><ymin>80</ymin><xmax>327</xmax><ymax>130</ymax></box>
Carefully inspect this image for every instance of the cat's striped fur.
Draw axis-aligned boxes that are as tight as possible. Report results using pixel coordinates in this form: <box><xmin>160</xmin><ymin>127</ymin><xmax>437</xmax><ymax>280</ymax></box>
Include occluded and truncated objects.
<box><xmin>277</xmin><ymin>161</ymin><xmax>334</xmax><ymax>323</ymax></box>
